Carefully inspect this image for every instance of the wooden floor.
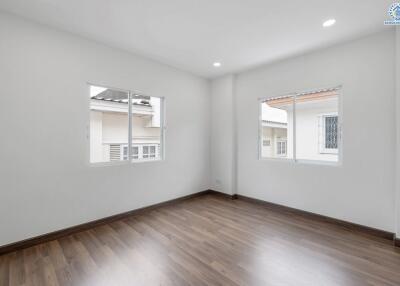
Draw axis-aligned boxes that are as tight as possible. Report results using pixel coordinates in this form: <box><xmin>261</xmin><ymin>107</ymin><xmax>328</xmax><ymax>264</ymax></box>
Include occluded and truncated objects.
<box><xmin>1</xmin><ymin>194</ymin><xmax>400</xmax><ymax>286</ymax></box>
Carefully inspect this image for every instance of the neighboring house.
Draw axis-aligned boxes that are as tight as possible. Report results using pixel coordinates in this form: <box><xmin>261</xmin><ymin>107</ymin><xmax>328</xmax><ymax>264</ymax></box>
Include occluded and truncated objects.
<box><xmin>89</xmin><ymin>88</ymin><xmax>161</xmax><ymax>163</ymax></box>
<box><xmin>261</xmin><ymin>120</ymin><xmax>288</xmax><ymax>157</ymax></box>
<box><xmin>261</xmin><ymin>89</ymin><xmax>339</xmax><ymax>162</ymax></box>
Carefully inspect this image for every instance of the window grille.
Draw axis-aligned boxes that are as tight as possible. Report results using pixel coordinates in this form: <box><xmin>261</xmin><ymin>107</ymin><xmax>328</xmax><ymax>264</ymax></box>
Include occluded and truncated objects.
<box><xmin>325</xmin><ymin>116</ymin><xmax>338</xmax><ymax>149</ymax></box>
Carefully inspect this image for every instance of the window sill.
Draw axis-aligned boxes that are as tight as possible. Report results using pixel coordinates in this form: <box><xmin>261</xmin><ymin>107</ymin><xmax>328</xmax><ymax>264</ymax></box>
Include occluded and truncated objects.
<box><xmin>259</xmin><ymin>157</ymin><xmax>341</xmax><ymax>167</ymax></box>
<box><xmin>89</xmin><ymin>158</ymin><xmax>164</xmax><ymax>167</ymax></box>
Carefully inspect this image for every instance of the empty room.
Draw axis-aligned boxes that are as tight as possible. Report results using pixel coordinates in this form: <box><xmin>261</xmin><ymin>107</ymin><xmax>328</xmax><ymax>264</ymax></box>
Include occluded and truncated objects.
<box><xmin>0</xmin><ymin>1</ymin><xmax>400</xmax><ymax>285</ymax></box>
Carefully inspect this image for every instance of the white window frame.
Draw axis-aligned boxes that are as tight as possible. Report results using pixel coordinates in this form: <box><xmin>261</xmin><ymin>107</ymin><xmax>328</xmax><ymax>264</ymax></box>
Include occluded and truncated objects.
<box><xmin>276</xmin><ymin>139</ymin><xmax>287</xmax><ymax>157</ymax></box>
<box><xmin>131</xmin><ymin>145</ymin><xmax>140</xmax><ymax>160</ymax></box>
<box><xmin>141</xmin><ymin>144</ymin><xmax>159</xmax><ymax>160</ymax></box>
<box><xmin>258</xmin><ymin>86</ymin><xmax>343</xmax><ymax>166</ymax></box>
<box><xmin>88</xmin><ymin>83</ymin><xmax>166</xmax><ymax>166</ymax></box>
<box><xmin>121</xmin><ymin>144</ymin><xmax>159</xmax><ymax>161</ymax></box>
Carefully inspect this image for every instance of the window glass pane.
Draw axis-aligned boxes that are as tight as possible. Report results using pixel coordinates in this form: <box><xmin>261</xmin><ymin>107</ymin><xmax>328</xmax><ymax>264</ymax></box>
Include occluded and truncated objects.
<box><xmin>142</xmin><ymin>146</ymin><xmax>149</xmax><ymax>158</ymax></box>
<box><xmin>122</xmin><ymin>146</ymin><xmax>128</xmax><ymax>160</ymax></box>
<box><xmin>89</xmin><ymin>85</ymin><xmax>129</xmax><ymax>163</ymax></box>
<box><xmin>276</xmin><ymin>140</ymin><xmax>287</xmax><ymax>156</ymax></box>
<box><xmin>149</xmin><ymin>146</ymin><xmax>156</xmax><ymax>158</ymax></box>
<box><xmin>131</xmin><ymin>95</ymin><xmax>162</xmax><ymax>160</ymax></box>
<box><xmin>260</xmin><ymin>96</ymin><xmax>294</xmax><ymax>159</ymax></box>
<box><xmin>131</xmin><ymin>146</ymin><xmax>139</xmax><ymax>160</ymax></box>
<box><xmin>295</xmin><ymin>90</ymin><xmax>339</xmax><ymax>162</ymax></box>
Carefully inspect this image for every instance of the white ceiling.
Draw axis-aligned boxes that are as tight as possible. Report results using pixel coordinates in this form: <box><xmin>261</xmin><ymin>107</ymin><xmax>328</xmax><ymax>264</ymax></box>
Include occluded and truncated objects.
<box><xmin>0</xmin><ymin>0</ymin><xmax>394</xmax><ymax>78</ymax></box>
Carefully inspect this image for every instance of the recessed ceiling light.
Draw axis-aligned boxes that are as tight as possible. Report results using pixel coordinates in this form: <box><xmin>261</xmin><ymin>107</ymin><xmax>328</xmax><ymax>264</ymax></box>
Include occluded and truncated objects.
<box><xmin>323</xmin><ymin>19</ymin><xmax>336</xmax><ymax>27</ymax></box>
<box><xmin>213</xmin><ymin>62</ymin><xmax>221</xmax><ymax>67</ymax></box>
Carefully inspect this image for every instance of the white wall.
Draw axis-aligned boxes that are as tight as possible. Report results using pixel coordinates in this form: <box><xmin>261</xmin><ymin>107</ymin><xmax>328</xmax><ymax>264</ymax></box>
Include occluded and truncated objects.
<box><xmin>101</xmin><ymin>114</ymin><xmax>160</xmax><ymax>144</ymax></box>
<box><xmin>294</xmin><ymin>103</ymin><xmax>338</xmax><ymax>162</ymax></box>
<box><xmin>1</xmin><ymin>12</ymin><xmax>397</xmax><ymax>247</ymax></box>
<box><xmin>0</xmin><ymin>12</ymin><xmax>211</xmax><ymax>246</ymax></box>
<box><xmin>261</xmin><ymin>126</ymin><xmax>287</xmax><ymax>158</ymax></box>
<box><xmin>90</xmin><ymin>111</ymin><xmax>103</xmax><ymax>163</ymax></box>
<box><xmin>234</xmin><ymin>30</ymin><xmax>396</xmax><ymax>232</ymax></box>
<box><xmin>210</xmin><ymin>75</ymin><xmax>235</xmax><ymax>195</ymax></box>
<box><xmin>90</xmin><ymin>111</ymin><xmax>161</xmax><ymax>162</ymax></box>
<box><xmin>102</xmin><ymin>113</ymin><xmax>129</xmax><ymax>144</ymax></box>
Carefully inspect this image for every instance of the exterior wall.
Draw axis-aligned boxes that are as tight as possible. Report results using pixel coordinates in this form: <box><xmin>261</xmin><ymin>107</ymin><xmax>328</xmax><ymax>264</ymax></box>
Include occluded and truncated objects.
<box><xmin>102</xmin><ymin>113</ymin><xmax>129</xmax><ymax>144</ymax></box>
<box><xmin>90</xmin><ymin>110</ymin><xmax>162</xmax><ymax>162</ymax></box>
<box><xmin>291</xmin><ymin>103</ymin><xmax>338</xmax><ymax>162</ymax></box>
<box><xmin>235</xmin><ymin>30</ymin><xmax>396</xmax><ymax>232</ymax></box>
<box><xmin>89</xmin><ymin>111</ymin><xmax>103</xmax><ymax>163</ymax></box>
<box><xmin>261</xmin><ymin>127</ymin><xmax>287</xmax><ymax>157</ymax></box>
<box><xmin>0</xmin><ymin>12</ymin><xmax>210</xmax><ymax>247</ymax></box>
<box><xmin>149</xmin><ymin>97</ymin><xmax>161</xmax><ymax>128</ymax></box>
<box><xmin>287</xmin><ymin>112</ymin><xmax>294</xmax><ymax>159</ymax></box>
<box><xmin>102</xmin><ymin>113</ymin><xmax>161</xmax><ymax>144</ymax></box>
<box><xmin>131</xmin><ymin>116</ymin><xmax>161</xmax><ymax>143</ymax></box>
